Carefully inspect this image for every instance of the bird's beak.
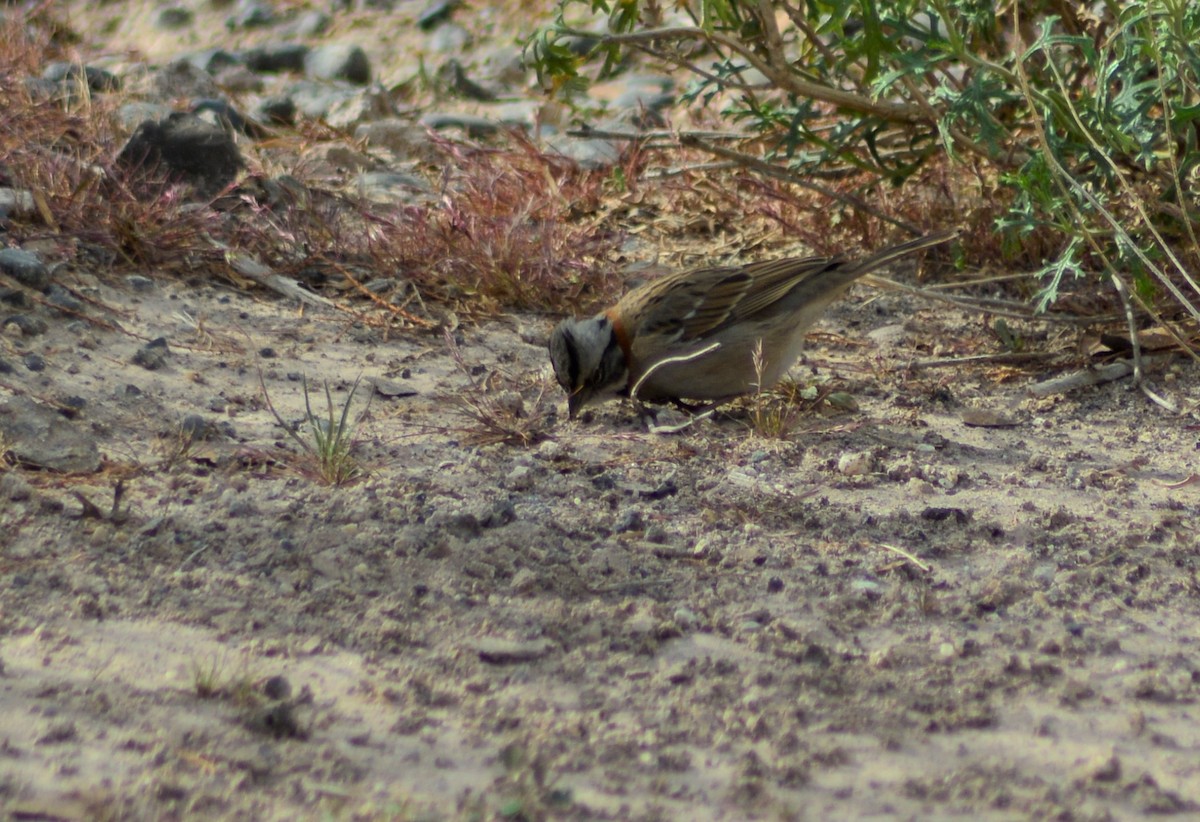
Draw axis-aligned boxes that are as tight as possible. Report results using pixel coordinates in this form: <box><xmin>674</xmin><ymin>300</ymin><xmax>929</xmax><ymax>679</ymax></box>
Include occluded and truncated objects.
<box><xmin>567</xmin><ymin>392</ymin><xmax>582</xmax><ymax>420</ymax></box>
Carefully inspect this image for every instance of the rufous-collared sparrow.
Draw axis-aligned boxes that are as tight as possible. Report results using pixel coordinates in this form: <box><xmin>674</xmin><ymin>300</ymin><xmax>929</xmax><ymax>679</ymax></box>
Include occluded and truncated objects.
<box><xmin>549</xmin><ymin>230</ymin><xmax>957</xmax><ymax>418</ymax></box>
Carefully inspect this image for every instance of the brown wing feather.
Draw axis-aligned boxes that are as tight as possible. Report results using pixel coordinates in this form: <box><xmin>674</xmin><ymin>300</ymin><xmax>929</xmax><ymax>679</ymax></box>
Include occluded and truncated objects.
<box><xmin>724</xmin><ymin>255</ymin><xmax>846</xmax><ymax>322</ymax></box>
<box><xmin>617</xmin><ymin>266</ymin><xmax>753</xmax><ymax>343</ymax></box>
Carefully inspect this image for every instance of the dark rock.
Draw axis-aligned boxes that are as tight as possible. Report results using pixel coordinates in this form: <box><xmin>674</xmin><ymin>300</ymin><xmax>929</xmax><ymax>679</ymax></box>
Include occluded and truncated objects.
<box><xmin>0</xmin><ymin>358</ymin><xmax>11</xmax><ymax>374</ymax></box>
<box><xmin>117</xmin><ymin>112</ymin><xmax>243</xmax><ymax>197</ymax></box>
<box><xmin>45</xmin><ymin>285</ymin><xmax>83</xmax><ymax>314</ymax></box>
<box><xmin>263</xmin><ymin>675</ymin><xmax>292</xmax><ymax>700</ymax></box>
<box><xmin>133</xmin><ymin>337</ymin><xmax>171</xmax><ymax>370</ymax></box>
<box><xmin>616</xmin><ymin>509</ymin><xmax>644</xmax><ymax>533</ymax></box>
<box><xmin>304</xmin><ymin>44</ymin><xmax>371</xmax><ymax>85</ymax></box>
<box><xmin>243</xmin><ymin>44</ymin><xmax>310</xmax><ymax>74</ymax></box>
<box><xmin>180</xmin><ymin>414</ymin><xmax>214</xmax><ymax>440</ymax></box>
<box><xmin>254</xmin><ymin>95</ymin><xmax>296</xmax><ymax>126</ymax></box>
<box><xmin>126</xmin><ymin>275</ymin><xmax>155</xmax><ymax>292</ymax></box>
<box><xmin>417</xmin><ymin>0</ymin><xmax>458</xmax><ymax>30</ymax></box>
<box><xmin>2</xmin><ymin>314</ymin><xmax>47</xmax><ymax>336</ymax></box>
<box><xmin>0</xmin><ymin>288</ymin><xmax>30</xmax><ymax>308</ymax></box>
<box><xmin>0</xmin><ymin>248</ymin><xmax>50</xmax><ymax>290</ymax></box>
<box><xmin>184</xmin><ymin>49</ymin><xmax>243</xmax><ymax>75</ymax></box>
<box><xmin>22</xmin><ymin>353</ymin><xmax>45</xmax><ymax>372</ymax></box>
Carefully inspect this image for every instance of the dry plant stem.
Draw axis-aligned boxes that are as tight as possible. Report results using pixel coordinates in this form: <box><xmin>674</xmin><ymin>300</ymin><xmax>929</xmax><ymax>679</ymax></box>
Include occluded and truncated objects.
<box><xmin>326</xmin><ymin>261</ymin><xmax>434</xmax><ymax>329</ymax></box>
<box><xmin>904</xmin><ymin>352</ymin><xmax>1057</xmax><ymax>370</ymax></box>
<box><xmin>678</xmin><ymin>136</ymin><xmax>924</xmax><ymax>234</ymax></box>
<box><xmin>567</xmin><ymin>25</ymin><xmax>927</xmax><ymax>122</ymax></box>
<box><xmin>1026</xmin><ymin>355</ymin><xmax>1173</xmax><ymax>398</ymax></box>
<box><xmin>860</xmin><ymin>274</ymin><xmax>1120</xmax><ymax>325</ymax></box>
<box><xmin>877</xmin><ymin>542</ymin><xmax>931</xmax><ymax>573</ymax></box>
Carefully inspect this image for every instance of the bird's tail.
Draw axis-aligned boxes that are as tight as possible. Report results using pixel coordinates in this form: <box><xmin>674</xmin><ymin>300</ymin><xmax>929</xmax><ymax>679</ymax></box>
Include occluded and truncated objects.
<box><xmin>848</xmin><ymin>228</ymin><xmax>959</xmax><ymax>276</ymax></box>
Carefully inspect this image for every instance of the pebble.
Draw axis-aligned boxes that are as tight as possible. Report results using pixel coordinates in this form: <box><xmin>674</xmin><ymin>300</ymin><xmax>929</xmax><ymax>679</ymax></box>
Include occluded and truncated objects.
<box><xmin>304</xmin><ymin>44</ymin><xmax>372</xmax><ymax>85</ymax></box>
<box><xmin>837</xmin><ymin>451</ymin><xmax>872</xmax><ymax>476</ymax></box>
<box><xmin>475</xmin><ymin>637</ymin><xmax>554</xmax><ymax>665</ymax></box>
<box><xmin>133</xmin><ymin>337</ymin><xmax>171</xmax><ymax>370</ymax></box>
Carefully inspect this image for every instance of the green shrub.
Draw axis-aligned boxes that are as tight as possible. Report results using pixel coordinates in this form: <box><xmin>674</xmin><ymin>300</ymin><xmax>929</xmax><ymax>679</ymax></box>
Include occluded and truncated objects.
<box><xmin>529</xmin><ymin>1</ymin><xmax>1200</xmax><ymax>322</ymax></box>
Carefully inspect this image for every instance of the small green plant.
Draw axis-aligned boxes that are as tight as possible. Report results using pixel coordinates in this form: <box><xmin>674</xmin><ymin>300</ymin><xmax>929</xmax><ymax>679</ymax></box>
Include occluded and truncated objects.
<box><xmin>190</xmin><ymin>653</ymin><xmax>226</xmax><ymax>699</ymax></box>
<box><xmin>189</xmin><ymin>652</ymin><xmax>260</xmax><ymax>705</ymax></box>
<box><xmin>746</xmin><ymin>340</ymin><xmax>798</xmax><ymax>438</ymax></box>
<box><xmin>262</xmin><ymin>374</ymin><xmax>367</xmax><ymax>485</ymax></box>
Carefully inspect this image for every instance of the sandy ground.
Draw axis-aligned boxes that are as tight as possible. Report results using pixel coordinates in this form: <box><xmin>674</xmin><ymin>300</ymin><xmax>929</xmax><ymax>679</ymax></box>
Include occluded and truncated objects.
<box><xmin>3</xmin><ymin>268</ymin><xmax>1200</xmax><ymax>820</ymax></box>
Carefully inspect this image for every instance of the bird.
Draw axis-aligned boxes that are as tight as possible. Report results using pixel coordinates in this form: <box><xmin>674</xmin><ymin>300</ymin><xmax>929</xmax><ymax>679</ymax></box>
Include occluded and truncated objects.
<box><xmin>548</xmin><ymin>229</ymin><xmax>957</xmax><ymax>418</ymax></box>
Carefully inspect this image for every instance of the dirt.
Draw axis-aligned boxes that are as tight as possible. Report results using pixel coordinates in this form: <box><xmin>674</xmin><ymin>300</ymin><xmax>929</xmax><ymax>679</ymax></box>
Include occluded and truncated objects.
<box><xmin>2</xmin><ymin>264</ymin><xmax>1199</xmax><ymax>821</ymax></box>
<box><xmin>4</xmin><ymin>2</ymin><xmax>1200</xmax><ymax>820</ymax></box>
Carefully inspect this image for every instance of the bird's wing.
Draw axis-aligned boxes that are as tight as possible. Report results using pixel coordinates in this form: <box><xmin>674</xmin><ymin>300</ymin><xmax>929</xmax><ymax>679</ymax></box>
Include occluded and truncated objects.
<box><xmin>622</xmin><ymin>265</ymin><xmax>754</xmax><ymax>344</ymax></box>
<box><xmin>724</xmin><ymin>255</ymin><xmax>844</xmax><ymax>321</ymax></box>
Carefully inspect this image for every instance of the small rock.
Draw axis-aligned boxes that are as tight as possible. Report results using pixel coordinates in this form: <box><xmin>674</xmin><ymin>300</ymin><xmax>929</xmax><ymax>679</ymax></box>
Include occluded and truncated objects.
<box><xmin>475</xmin><ymin>637</ymin><xmax>554</xmax><ymax>665</ymax></box>
<box><xmin>117</xmin><ymin>112</ymin><xmax>243</xmax><ymax>198</ymax></box>
<box><xmin>419</xmin><ymin>111</ymin><xmax>498</xmax><ymax>138</ymax></box>
<box><xmin>45</xmin><ymin>285</ymin><xmax>83</xmax><ymax>313</ymax></box>
<box><xmin>545</xmin><ymin>135</ymin><xmax>620</xmax><ymax>169</ymax></box>
<box><xmin>262</xmin><ymin>675</ymin><xmax>292</xmax><ymax>700</ymax></box>
<box><xmin>179</xmin><ymin>414</ymin><xmax>214</xmax><ymax>440</ymax></box>
<box><xmin>0</xmin><ymin>396</ymin><xmax>101</xmax><ymax>472</ymax></box>
<box><xmin>0</xmin><ymin>248</ymin><xmax>50</xmax><ymax>290</ymax></box>
<box><xmin>126</xmin><ymin>275</ymin><xmax>154</xmax><ymax>292</ymax></box>
<box><xmin>243</xmin><ymin>44</ymin><xmax>310</xmax><ymax>74</ymax></box>
<box><xmin>184</xmin><ymin>48</ymin><xmax>243</xmax><ymax>76</ymax></box>
<box><xmin>254</xmin><ymin>95</ymin><xmax>297</xmax><ymax>126</ymax></box>
<box><xmin>838</xmin><ymin>451</ymin><xmax>872</xmax><ymax>476</ymax></box>
<box><xmin>153</xmin><ymin>6</ymin><xmax>194</xmax><ymax>29</ymax></box>
<box><xmin>22</xmin><ymin>353</ymin><xmax>45</xmax><ymax>372</ymax></box>
<box><xmin>290</xmin><ymin>10</ymin><xmax>331</xmax><ymax>36</ymax></box>
<box><xmin>673</xmin><ymin>608</ymin><xmax>699</xmax><ymax>630</ymax></box>
<box><xmin>153</xmin><ymin>60</ymin><xmax>222</xmax><ymax>100</ymax></box>
<box><xmin>133</xmin><ymin>337</ymin><xmax>171</xmax><ymax>370</ymax></box>
<box><xmin>3</xmin><ymin>314</ymin><xmax>47</xmax><ymax>336</ymax></box>
<box><xmin>510</xmin><ymin>568</ymin><xmax>538</xmax><ymax>594</ymax></box>
<box><xmin>417</xmin><ymin>0</ymin><xmax>459</xmax><ymax>30</ymax></box>
<box><xmin>304</xmin><ymin>44</ymin><xmax>371</xmax><ymax>85</ymax></box>
<box><xmin>0</xmin><ymin>188</ymin><xmax>36</xmax><ymax>220</ymax></box>
<box><xmin>1074</xmin><ymin>753</ymin><xmax>1121</xmax><ymax>783</ymax></box>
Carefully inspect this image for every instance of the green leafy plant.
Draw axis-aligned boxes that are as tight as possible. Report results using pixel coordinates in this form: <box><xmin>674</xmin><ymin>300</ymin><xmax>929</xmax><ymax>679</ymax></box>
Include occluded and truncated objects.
<box><xmin>262</xmin><ymin>374</ymin><xmax>367</xmax><ymax>485</ymax></box>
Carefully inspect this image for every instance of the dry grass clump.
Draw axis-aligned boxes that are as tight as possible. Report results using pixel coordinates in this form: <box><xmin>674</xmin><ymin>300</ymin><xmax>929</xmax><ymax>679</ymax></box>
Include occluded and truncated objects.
<box><xmin>0</xmin><ymin>8</ymin><xmax>627</xmax><ymax>323</ymax></box>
